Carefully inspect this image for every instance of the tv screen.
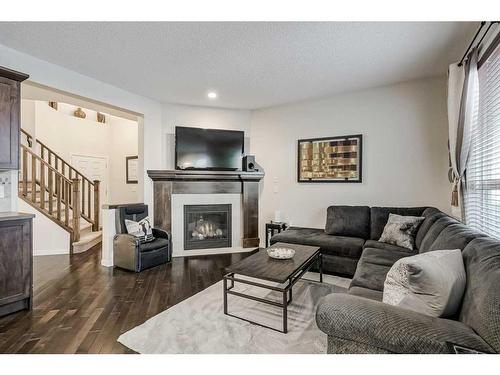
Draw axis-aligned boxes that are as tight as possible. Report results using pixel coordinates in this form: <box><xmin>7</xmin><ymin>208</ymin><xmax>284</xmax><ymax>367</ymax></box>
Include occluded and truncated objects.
<box><xmin>175</xmin><ymin>126</ymin><xmax>244</xmax><ymax>170</ymax></box>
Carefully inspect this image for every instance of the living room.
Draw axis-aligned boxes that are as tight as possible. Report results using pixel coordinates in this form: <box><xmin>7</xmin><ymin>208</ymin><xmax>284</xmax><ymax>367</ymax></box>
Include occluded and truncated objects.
<box><xmin>1</xmin><ymin>1</ymin><xmax>499</xmax><ymax>374</ymax></box>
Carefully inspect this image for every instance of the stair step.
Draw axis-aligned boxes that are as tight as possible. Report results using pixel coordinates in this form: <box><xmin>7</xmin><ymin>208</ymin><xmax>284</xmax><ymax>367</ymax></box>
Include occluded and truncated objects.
<box><xmin>72</xmin><ymin>231</ymin><xmax>102</xmax><ymax>254</ymax></box>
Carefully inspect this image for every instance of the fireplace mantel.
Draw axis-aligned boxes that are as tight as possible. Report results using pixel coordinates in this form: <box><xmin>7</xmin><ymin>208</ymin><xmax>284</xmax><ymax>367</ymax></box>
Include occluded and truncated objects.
<box><xmin>147</xmin><ymin>169</ymin><xmax>264</xmax><ymax>182</ymax></box>
<box><xmin>147</xmin><ymin>169</ymin><xmax>264</xmax><ymax>249</ymax></box>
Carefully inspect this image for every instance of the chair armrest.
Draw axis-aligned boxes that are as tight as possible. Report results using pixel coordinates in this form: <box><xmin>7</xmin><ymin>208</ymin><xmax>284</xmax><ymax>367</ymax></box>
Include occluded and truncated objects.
<box><xmin>113</xmin><ymin>234</ymin><xmax>140</xmax><ymax>271</ymax></box>
<box><xmin>152</xmin><ymin>228</ymin><xmax>170</xmax><ymax>240</ymax></box>
<box><xmin>316</xmin><ymin>293</ymin><xmax>494</xmax><ymax>354</ymax></box>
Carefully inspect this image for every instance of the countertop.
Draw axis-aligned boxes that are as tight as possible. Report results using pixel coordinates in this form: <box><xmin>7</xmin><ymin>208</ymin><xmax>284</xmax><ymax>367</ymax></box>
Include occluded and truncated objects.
<box><xmin>0</xmin><ymin>212</ymin><xmax>35</xmax><ymax>222</ymax></box>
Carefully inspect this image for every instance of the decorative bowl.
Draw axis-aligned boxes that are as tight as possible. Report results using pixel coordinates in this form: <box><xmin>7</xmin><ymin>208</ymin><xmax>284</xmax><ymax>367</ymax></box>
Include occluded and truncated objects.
<box><xmin>267</xmin><ymin>247</ymin><xmax>295</xmax><ymax>260</ymax></box>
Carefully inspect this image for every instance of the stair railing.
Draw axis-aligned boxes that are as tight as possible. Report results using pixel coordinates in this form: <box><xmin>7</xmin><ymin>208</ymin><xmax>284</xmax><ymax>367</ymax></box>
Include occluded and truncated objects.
<box><xmin>20</xmin><ymin>144</ymin><xmax>81</xmax><ymax>242</ymax></box>
<box><xmin>20</xmin><ymin>128</ymin><xmax>100</xmax><ymax>231</ymax></box>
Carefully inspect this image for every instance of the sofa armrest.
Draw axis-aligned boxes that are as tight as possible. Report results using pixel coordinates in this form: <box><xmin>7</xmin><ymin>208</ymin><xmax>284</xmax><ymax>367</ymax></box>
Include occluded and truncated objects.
<box><xmin>316</xmin><ymin>293</ymin><xmax>493</xmax><ymax>354</ymax></box>
<box><xmin>152</xmin><ymin>228</ymin><xmax>170</xmax><ymax>240</ymax></box>
<box><xmin>113</xmin><ymin>234</ymin><xmax>140</xmax><ymax>271</ymax></box>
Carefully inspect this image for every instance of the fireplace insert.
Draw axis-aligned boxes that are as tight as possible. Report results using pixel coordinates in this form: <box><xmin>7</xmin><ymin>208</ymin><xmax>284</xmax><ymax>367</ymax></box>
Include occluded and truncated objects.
<box><xmin>184</xmin><ymin>204</ymin><xmax>232</xmax><ymax>250</ymax></box>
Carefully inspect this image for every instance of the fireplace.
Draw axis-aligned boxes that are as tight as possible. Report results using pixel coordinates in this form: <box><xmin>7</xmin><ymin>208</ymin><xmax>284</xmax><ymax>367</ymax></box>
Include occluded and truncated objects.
<box><xmin>184</xmin><ymin>204</ymin><xmax>232</xmax><ymax>250</ymax></box>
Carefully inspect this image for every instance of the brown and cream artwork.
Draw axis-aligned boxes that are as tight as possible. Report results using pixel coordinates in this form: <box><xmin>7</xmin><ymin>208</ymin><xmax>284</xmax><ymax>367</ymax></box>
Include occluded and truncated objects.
<box><xmin>297</xmin><ymin>134</ymin><xmax>362</xmax><ymax>183</ymax></box>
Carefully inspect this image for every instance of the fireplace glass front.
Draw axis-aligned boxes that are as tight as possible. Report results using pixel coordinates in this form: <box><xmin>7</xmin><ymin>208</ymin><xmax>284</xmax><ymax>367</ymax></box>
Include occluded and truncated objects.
<box><xmin>184</xmin><ymin>204</ymin><xmax>232</xmax><ymax>250</ymax></box>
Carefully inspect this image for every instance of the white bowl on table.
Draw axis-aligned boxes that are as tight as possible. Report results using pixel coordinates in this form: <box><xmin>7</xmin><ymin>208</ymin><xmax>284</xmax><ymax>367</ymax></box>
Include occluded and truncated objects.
<box><xmin>267</xmin><ymin>247</ymin><xmax>295</xmax><ymax>259</ymax></box>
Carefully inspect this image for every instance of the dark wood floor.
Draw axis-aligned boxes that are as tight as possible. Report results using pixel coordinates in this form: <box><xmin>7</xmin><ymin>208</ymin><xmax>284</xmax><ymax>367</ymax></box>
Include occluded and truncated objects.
<box><xmin>0</xmin><ymin>245</ymin><xmax>254</xmax><ymax>354</ymax></box>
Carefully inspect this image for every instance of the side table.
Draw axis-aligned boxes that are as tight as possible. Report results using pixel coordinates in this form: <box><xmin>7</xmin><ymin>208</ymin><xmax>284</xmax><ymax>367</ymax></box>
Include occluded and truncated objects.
<box><xmin>265</xmin><ymin>221</ymin><xmax>288</xmax><ymax>247</ymax></box>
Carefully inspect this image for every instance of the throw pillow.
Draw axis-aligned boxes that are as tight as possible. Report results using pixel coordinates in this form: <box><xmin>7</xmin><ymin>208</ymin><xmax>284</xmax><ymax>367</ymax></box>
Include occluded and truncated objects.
<box><xmin>379</xmin><ymin>214</ymin><xmax>424</xmax><ymax>250</ymax></box>
<box><xmin>125</xmin><ymin>216</ymin><xmax>154</xmax><ymax>243</ymax></box>
<box><xmin>383</xmin><ymin>249</ymin><xmax>466</xmax><ymax>317</ymax></box>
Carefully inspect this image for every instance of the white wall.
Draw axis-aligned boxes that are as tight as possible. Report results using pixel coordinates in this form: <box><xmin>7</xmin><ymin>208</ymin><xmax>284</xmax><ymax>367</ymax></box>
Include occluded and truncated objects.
<box><xmin>18</xmin><ymin>199</ymin><xmax>70</xmax><ymax>255</ymax></box>
<box><xmin>250</xmin><ymin>77</ymin><xmax>451</xmax><ymax>242</ymax></box>
<box><xmin>24</xmin><ymin>100</ymin><xmax>139</xmax><ymax>205</ymax></box>
<box><xmin>161</xmin><ymin>103</ymin><xmax>251</xmax><ymax>169</ymax></box>
<box><xmin>0</xmin><ymin>43</ymin><xmax>163</xmax><ymax>216</ymax></box>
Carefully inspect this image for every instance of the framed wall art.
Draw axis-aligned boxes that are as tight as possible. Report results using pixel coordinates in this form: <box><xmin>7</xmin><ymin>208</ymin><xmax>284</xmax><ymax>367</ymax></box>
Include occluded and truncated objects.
<box><xmin>297</xmin><ymin>134</ymin><xmax>362</xmax><ymax>183</ymax></box>
<box><xmin>126</xmin><ymin>156</ymin><xmax>139</xmax><ymax>184</ymax></box>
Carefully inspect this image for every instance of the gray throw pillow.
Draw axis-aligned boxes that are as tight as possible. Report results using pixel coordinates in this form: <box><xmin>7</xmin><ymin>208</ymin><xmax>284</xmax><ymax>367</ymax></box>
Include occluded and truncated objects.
<box><xmin>383</xmin><ymin>249</ymin><xmax>466</xmax><ymax>317</ymax></box>
<box><xmin>379</xmin><ymin>214</ymin><xmax>424</xmax><ymax>250</ymax></box>
<box><xmin>125</xmin><ymin>216</ymin><xmax>154</xmax><ymax>243</ymax></box>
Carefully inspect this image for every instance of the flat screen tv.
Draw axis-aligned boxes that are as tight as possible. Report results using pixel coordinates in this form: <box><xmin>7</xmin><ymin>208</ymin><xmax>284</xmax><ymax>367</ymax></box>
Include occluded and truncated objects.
<box><xmin>175</xmin><ymin>126</ymin><xmax>244</xmax><ymax>171</ymax></box>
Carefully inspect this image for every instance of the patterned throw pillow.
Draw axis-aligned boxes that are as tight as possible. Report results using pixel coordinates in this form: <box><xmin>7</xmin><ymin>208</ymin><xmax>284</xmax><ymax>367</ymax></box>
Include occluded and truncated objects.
<box><xmin>125</xmin><ymin>216</ymin><xmax>154</xmax><ymax>243</ymax></box>
<box><xmin>379</xmin><ymin>214</ymin><xmax>424</xmax><ymax>250</ymax></box>
<box><xmin>383</xmin><ymin>249</ymin><xmax>466</xmax><ymax>317</ymax></box>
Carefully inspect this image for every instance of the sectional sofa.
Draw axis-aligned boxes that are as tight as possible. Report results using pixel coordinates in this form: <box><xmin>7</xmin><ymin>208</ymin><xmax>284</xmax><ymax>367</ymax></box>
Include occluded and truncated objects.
<box><xmin>270</xmin><ymin>206</ymin><xmax>500</xmax><ymax>354</ymax></box>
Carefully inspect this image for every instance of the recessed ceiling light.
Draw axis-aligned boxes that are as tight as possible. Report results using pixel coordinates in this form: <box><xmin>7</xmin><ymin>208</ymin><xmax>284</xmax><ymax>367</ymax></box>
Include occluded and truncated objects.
<box><xmin>207</xmin><ymin>92</ymin><xmax>217</xmax><ymax>99</ymax></box>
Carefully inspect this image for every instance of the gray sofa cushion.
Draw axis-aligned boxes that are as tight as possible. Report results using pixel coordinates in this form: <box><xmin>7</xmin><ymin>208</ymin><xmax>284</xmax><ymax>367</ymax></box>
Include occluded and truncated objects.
<box><xmin>419</xmin><ymin>216</ymin><xmax>459</xmax><ymax>252</ymax></box>
<box><xmin>316</xmin><ymin>293</ymin><xmax>494</xmax><ymax>353</ymax></box>
<box><xmin>321</xmin><ymin>254</ymin><xmax>359</xmax><ymax>277</ymax></box>
<box><xmin>270</xmin><ymin>227</ymin><xmax>364</xmax><ymax>259</ymax></box>
<box><xmin>349</xmin><ymin>247</ymin><xmax>412</xmax><ymax>291</ymax></box>
<box><xmin>428</xmin><ymin>223</ymin><xmax>486</xmax><ymax>252</ymax></box>
<box><xmin>325</xmin><ymin>205</ymin><xmax>370</xmax><ymax>239</ymax></box>
<box><xmin>364</xmin><ymin>240</ymin><xmax>416</xmax><ymax>254</ymax></box>
<box><xmin>348</xmin><ymin>286</ymin><xmax>383</xmax><ymax>301</ymax></box>
<box><xmin>459</xmin><ymin>237</ymin><xmax>500</xmax><ymax>353</ymax></box>
<box><xmin>415</xmin><ymin>209</ymin><xmax>447</xmax><ymax>250</ymax></box>
<box><xmin>370</xmin><ymin>207</ymin><xmax>427</xmax><ymax>240</ymax></box>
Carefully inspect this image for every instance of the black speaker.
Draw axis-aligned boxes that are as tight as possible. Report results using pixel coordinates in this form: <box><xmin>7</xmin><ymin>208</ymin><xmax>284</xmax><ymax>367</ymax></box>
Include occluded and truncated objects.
<box><xmin>243</xmin><ymin>155</ymin><xmax>256</xmax><ymax>172</ymax></box>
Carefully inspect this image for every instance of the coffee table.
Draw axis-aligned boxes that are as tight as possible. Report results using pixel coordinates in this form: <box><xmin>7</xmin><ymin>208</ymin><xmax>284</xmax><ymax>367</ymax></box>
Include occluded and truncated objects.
<box><xmin>223</xmin><ymin>242</ymin><xmax>322</xmax><ymax>333</ymax></box>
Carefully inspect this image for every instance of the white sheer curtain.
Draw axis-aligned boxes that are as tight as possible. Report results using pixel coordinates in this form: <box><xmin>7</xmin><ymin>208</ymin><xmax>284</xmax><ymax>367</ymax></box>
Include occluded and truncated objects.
<box><xmin>447</xmin><ymin>48</ymin><xmax>479</xmax><ymax>221</ymax></box>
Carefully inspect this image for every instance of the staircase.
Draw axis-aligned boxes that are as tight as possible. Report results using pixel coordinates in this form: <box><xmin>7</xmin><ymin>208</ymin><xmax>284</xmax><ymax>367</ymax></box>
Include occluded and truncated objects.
<box><xmin>19</xmin><ymin>129</ymin><xmax>102</xmax><ymax>254</ymax></box>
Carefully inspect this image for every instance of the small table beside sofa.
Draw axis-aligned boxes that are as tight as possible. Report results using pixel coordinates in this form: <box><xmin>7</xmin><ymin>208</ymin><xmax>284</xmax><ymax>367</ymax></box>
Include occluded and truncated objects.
<box><xmin>270</xmin><ymin>205</ymin><xmax>500</xmax><ymax>354</ymax></box>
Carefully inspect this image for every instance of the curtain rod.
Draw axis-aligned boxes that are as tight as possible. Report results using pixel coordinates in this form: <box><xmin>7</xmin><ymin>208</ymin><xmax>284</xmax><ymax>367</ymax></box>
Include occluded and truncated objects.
<box><xmin>458</xmin><ymin>21</ymin><xmax>500</xmax><ymax>67</ymax></box>
<box><xmin>458</xmin><ymin>22</ymin><xmax>486</xmax><ymax>67</ymax></box>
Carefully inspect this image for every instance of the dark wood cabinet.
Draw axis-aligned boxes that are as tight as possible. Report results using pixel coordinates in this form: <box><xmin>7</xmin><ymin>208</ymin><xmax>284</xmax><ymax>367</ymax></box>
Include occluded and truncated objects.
<box><xmin>0</xmin><ymin>213</ymin><xmax>34</xmax><ymax>317</ymax></box>
<box><xmin>0</xmin><ymin>66</ymin><xmax>29</xmax><ymax>170</ymax></box>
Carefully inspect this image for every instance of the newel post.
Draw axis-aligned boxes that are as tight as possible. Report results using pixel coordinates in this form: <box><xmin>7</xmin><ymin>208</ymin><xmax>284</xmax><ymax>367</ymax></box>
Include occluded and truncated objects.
<box><xmin>93</xmin><ymin>180</ymin><xmax>100</xmax><ymax>231</ymax></box>
<box><xmin>72</xmin><ymin>178</ymin><xmax>81</xmax><ymax>242</ymax></box>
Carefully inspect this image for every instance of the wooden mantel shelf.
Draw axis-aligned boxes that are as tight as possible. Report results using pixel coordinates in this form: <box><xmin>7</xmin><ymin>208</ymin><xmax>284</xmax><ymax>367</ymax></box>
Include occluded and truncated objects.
<box><xmin>147</xmin><ymin>169</ymin><xmax>264</xmax><ymax>182</ymax></box>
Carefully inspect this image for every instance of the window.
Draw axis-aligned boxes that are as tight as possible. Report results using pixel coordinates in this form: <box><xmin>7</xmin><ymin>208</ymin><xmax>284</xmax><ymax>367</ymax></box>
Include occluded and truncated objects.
<box><xmin>465</xmin><ymin>40</ymin><xmax>500</xmax><ymax>238</ymax></box>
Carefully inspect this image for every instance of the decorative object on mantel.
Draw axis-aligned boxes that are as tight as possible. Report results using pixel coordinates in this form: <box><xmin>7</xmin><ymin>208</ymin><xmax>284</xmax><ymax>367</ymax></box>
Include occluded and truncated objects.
<box><xmin>126</xmin><ymin>156</ymin><xmax>139</xmax><ymax>184</ymax></box>
<box><xmin>298</xmin><ymin>134</ymin><xmax>362</xmax><ymax>183</ymax></box>
<box><xmin>48</xmin><ymin>101</ymin><xmax>58</xmax><ymax>110</ymax></box>
<box><xmin>73</xmin><ymin>107</ymin><xmax>86</xmax><ymax>119</ymax></box>
<box><xmin>97</xmin><ymin>112</ymin><xmax>106</xmax><ymax>123</ymax></box>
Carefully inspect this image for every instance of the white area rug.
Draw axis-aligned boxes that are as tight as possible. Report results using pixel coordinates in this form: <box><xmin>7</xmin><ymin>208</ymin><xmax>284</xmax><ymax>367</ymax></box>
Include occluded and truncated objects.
<box><xmin>118</xmin><ymin>273</ymin><xmax>349</xmax><ymax>354</ymax></box>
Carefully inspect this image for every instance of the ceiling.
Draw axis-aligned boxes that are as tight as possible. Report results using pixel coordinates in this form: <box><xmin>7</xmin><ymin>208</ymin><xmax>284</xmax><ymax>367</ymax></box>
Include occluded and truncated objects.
<box><xmin>0</xmin><ymin>22</ymin><xmax>477</xmax><ymax>110</ymax></box>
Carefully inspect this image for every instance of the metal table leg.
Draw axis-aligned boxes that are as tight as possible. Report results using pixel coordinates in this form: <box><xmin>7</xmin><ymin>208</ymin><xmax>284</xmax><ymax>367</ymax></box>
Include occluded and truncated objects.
<box><xmin>282</xmin><ymin>290</ymin><xmax>288</xmax><ymax>333</ymax></box>
<box><xmin>319</xmin><ymin>253</ymin><xmax>323</xmax><ymax>283</ymax></box>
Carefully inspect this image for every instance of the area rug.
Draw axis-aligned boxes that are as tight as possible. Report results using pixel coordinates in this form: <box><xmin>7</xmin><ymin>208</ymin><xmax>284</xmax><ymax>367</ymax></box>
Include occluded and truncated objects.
<box><xmin>118</xmin><ymin>273</ymin><xmax>349</xmax><ymax>354</ymax></box>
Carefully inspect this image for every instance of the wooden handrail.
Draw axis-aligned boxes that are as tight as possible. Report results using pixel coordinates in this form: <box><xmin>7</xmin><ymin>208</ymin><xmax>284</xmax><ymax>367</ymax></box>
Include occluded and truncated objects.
<box><xmin>21</xmin><ymin>128</ymin><xmax>101</xmax><ymax>230</ymax></box>
<box><xmin>19</xmin><ymin>146</ymin><xmax>79</xmax><ymax>242</ymax></box>
<box><xmin>20</xmin><ymin>145</ymin><xmax>72</xmax><ymax>184</ymax></box>
<box><xmin>21</xmin><ymin>128</ymin><xmax>95</xmax><ymax>189</ymax></box>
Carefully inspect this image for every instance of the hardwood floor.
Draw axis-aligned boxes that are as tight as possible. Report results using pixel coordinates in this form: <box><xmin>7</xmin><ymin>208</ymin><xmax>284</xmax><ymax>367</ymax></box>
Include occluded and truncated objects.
<box><xmin>0</xmin><ymin>245</ymin><xmax>255</xmax><ymax>354</ymax></box>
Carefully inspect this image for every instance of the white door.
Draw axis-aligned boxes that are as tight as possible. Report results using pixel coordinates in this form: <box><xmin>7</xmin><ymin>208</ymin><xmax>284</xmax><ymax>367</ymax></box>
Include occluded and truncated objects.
<box><xmin>70</xmin><ymin>154</ymin><xmax>109</xmax><ymax>210</ymax></box>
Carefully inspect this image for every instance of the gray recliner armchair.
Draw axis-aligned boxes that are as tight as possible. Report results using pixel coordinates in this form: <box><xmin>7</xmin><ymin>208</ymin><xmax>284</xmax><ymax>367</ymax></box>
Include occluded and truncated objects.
<box><xmin>113</xmin><ymin>204</ymin><xmax>172</xmax><ymax>272</ymax></box>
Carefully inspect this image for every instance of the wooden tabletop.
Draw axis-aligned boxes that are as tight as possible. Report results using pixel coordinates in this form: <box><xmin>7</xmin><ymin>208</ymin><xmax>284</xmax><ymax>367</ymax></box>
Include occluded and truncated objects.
<box><xmin>225</xmin><ymin>242</ymin><xmax>320</xmax><ymax>283</ymax></box>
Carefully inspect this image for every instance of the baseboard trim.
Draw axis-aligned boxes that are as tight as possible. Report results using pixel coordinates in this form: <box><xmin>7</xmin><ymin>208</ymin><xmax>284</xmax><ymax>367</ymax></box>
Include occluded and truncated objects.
<box><xmin>34</xmin><ymin>249</ymin><xmax>69</xmax><ymax>256</ymax></box>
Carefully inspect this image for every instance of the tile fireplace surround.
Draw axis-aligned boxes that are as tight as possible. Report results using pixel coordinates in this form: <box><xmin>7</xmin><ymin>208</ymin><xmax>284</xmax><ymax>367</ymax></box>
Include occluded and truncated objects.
<box><xmin>147</xmin><ymin>169</ymin><xmax>265</xmax><ymax>256</ymax></box>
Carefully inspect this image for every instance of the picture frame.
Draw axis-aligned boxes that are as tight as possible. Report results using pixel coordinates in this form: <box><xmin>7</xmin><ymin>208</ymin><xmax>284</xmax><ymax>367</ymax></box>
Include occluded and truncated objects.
<box><xmin>126</xmin><ymin>156</ymin><xmax>139</xmax><ymax>184</ymax></box>
<box><xmin>297</xmin><ymin>134</ymin><xmax>362</xmax><ymax>183</ymax></box>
